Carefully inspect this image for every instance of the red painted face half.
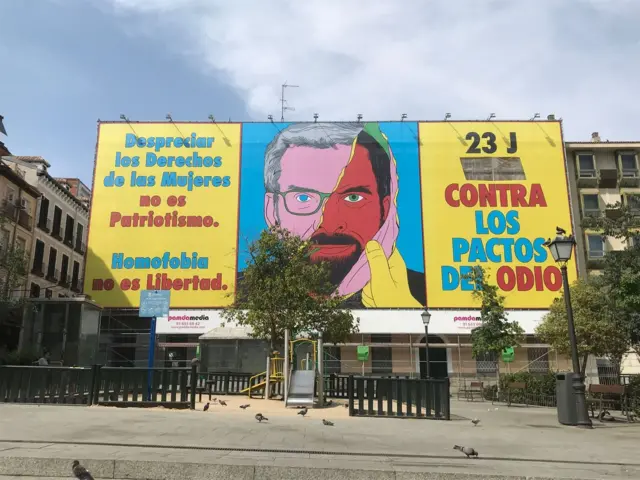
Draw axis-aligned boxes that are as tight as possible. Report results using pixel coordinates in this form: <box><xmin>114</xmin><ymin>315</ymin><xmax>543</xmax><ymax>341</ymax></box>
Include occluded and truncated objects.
<box><xmin>310</xmin><ymin>143</ymin><xmax>391</xmax><ymax>285</ymax></box>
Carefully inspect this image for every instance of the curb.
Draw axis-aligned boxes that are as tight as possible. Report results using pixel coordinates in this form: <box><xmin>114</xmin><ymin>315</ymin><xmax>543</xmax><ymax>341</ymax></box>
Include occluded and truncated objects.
<box><xmin>0</xmin><ymin>456</ymin><xmax>614</xmax><ymax>480</ymax></box>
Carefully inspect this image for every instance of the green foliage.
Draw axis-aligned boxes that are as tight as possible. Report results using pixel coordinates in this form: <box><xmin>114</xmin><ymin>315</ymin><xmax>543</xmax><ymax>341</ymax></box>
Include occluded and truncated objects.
<box><xmin>483</xmin><ymin>371</ymin><xmax>557</xmax><ymax>405</ymax></box>
<box><xmin>0</xmin><ymin>215</ymin><xmax>30</xmax><ymax>315</ymax></box>
<box><xmin>627</xmin><ymin>375</ymin><xmax>640</xmax><ymax>418</ymax></box>
<box><xmin>465</xmin><ymin>267</ymin><xmax>524</xmax><ymax>359</ymax></box>
<box><xmin>221</xmin><ymin>226</ymin><xmax>359</xmax><ymax>347</ymax></box>
<box><xmin>581</xmin><ymin>201</ymin><xmax>640</xmax><ymax>241</ymax></box>
<box><xmin>536</xmin><ymin>277</ymin><xmax>629</xmax><ymax>373</ymax></box>
<box><xmin>0</xmin><ymin>348</ymin><xmax>39</xmax><ymax>366</ymax></box>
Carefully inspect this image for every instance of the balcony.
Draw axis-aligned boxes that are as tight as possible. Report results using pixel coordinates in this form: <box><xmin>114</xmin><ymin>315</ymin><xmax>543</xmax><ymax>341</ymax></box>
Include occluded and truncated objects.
<box><xmin>45</xmin><ymin>268</ymin><xmax>60</xmax><ymax>282</ymax></box>
<box><xmin>71</xmin><ymin>277</ymin><xmax>83</xmax><ymax>293</ymax></box>
<box><xmin>586</xmin><ymin>251</ymin><xmax>606</xmax><ymax>270</ymax></box>
<box><xmin>37</xmin><ymin>217</ymin><xmax>51</xmax><ymax>233</ymax></box>
<box><xmin>31</xmin><ymin>261</ymin><xmax>45</xmax><ymax>277</ymax></box>
<box><xmin>577</xmin><ymin>169</ymin><xmax>598</xmax><ymax>188</ymax></box>
<box><xmin>17</xmin><ymin>209</ymin><xmax>32</xmax><ymax>230</ymax></box>
<box><xmin>0</xmin><ymin>198</ymin><xmax>18</xmax><ymax>220</ymax></box>
<box><xmin>619</xmin><ymin>168</ymin><xmax>640</xmax><ymax>188</ymax></box>
<box><xmin>74</xmin><ymin>241</ymin><xmax>86</xmax><ymax>255</ymax></box>
<box><xmin>59</xmin><ymin>275</ymin><xmax>71</xmax><ymax>287</ymax></box>
<box><xmin>598</xmin><ymin>168</ymin><xmax>618</xmax><ymax>188</ymax></box>
<box><xmin>63</xmin><ymin>234</ymin><xmax>74</xmax><ymax>249</ymax></box>
<box><xmin>51</xmin><ymin>225</ymin><xmax>63</xmax><ymax>241</ymax></box>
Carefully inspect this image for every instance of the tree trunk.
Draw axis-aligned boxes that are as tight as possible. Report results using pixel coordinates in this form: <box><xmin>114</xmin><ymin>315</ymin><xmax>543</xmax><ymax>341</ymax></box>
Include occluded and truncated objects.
<box><xmin>580</xmin><ymin>353</ymin><xmax>589</xmax><ymax>377</ymax></box>
<box><xmin>495</xmin><ymin>361</ymin><xmax>501</xmax><ymax>395</ymax></box>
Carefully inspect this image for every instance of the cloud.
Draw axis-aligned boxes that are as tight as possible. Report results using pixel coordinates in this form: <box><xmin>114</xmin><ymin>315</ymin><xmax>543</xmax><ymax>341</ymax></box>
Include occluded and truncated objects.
<box><xmin>100</xmin><ymin>0</ymin><xmax>640</xmax><ymax>140</ymax></box>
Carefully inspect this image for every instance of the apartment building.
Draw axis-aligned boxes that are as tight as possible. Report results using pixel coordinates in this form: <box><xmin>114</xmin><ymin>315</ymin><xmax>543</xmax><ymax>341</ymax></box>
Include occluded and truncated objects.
<box><xmin>1</xmin><ymin>156</ymin><xmax>89</xmax><ymax>299</ymax></box>
<box><xmin>0</xmin><ymin>159</ymin><xmax>40</xmax><ymax>351</ymax></box>
<box><xmin>54</xmin><ymin>177</ymin><xmax>91</xmax><ymax>209</ymax></box>
<box><xmin>565</xmin><ymin>133</ymin><xmax>640</xmax><ymax>374</ymax></box>
<box><xmin>565</xmin><ymin>132</ymin><xmax>640</xmax><ymax>274</ymax></box>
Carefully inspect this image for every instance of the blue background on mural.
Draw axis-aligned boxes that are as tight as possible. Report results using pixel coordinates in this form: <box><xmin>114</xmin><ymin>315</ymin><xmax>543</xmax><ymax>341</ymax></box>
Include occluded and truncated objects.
<box><xmin>237</xmin><ymin>122</ymin><xmax>424</xmax><ymax>273</ymax></box>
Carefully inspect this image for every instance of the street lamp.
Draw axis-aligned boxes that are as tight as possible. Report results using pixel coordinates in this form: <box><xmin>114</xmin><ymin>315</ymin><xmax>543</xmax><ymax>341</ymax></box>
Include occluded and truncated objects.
<box><xmin>544</xmin><ymin>231</ymin><xmax>593</xmax><ymax>428</ymax></box>
<box><xmin>421</xmin><ymin>309</ymin><xmax>432</xmax><ymax>378</ymax></box>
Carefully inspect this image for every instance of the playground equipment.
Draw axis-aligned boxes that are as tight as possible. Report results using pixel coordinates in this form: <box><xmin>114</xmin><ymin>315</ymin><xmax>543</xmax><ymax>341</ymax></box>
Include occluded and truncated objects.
<box><xmin>285</xmin><ymin>336</ymin><xmax>322</xmax><ymax>408</ymax></box>
<box><xmin>240</xmin><ymin>354</ymin><xmax>284</xmax><ymax>398</ymax></box>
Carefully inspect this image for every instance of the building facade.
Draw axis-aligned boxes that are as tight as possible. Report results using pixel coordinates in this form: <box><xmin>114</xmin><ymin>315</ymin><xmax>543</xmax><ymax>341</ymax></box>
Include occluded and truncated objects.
<box><xmin>1</xmin><ymin>156</ymin><xmax>89</xmax><ymax>300</ymax></box>
<box><xmin>565</xmin><ymin>133</ymin><xmax>640</xmax><ymax>374</ymax></box>
<box><xmin>0</xmin><ymin>159</ymin><xmax>40</xmax><ymax>352</ymax></box>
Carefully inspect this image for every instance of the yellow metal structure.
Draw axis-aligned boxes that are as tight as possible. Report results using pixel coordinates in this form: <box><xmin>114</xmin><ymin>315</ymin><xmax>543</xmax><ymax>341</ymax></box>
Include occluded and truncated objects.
<box><xmin>289</xmin><ymin>338</ymin><xmax>317</xmax><ymax>370</ymax></box>
<box><xmin>240</xmin><ymin>356</ymin><xmax>285</xmax><ymax>397</ymax></box>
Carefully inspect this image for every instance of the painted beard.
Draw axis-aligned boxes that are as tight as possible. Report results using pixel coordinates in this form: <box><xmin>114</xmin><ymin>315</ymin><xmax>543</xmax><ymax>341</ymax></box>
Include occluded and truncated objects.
<box><xmin>310</xmin><ymin>232</ymin><xmax>363</xmax><ymax>287</ymax></box>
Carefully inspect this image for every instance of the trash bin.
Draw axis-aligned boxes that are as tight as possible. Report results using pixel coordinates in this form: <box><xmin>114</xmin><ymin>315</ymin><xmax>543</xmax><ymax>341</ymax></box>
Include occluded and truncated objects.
<box><xmin>556</xmin><ymin>373</ymin><xmax>579</xmax><ymax>425</ymax></box>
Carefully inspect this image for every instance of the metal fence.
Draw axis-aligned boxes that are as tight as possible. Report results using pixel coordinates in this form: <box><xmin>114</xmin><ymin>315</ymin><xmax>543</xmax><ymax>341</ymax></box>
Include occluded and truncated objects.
<box><xmin>347</xmin><ymin>375</ymin><xmax>450</xmax><ymax>420</ymax></box>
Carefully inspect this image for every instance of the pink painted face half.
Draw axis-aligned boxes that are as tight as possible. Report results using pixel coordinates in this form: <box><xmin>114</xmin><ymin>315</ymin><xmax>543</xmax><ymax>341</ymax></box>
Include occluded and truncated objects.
<box><xmin>264</xmin><ymin>145</ymin><xmax>352</xmax><ymax>239</ymax></box>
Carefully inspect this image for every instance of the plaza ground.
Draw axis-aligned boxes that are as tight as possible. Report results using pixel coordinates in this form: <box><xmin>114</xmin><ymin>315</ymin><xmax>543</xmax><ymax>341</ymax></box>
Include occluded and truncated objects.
<box><xmin>0</xmin><ymin>398</ymin><xmax>638</xmax><ymax>479</ymax></box>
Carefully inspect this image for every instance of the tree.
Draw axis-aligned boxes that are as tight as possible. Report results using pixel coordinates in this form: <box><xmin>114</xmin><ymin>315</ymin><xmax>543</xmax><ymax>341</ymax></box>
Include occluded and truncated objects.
<box><xmin>536</xmin><ymin>277</ymin><xmax>629</xmax><ymax>375</ymax></box>
<box><xmin>0</xmin><ymin>215</ymin><xmax>30</xmax><ymax>318</ymax></box>
<box><xmin>581</xmin><ymin>201</ymin><xmax>640</xmax><ymax>360</ymax></box>
<box><xmin>221</xmin><ymin>226</ymin><xmax>359</xmax><ymax>349</ymax></box>
<box><xmin>466</xmin><ymin>266</ymin><xmax>524</xmax><ymax>387</ymax></box>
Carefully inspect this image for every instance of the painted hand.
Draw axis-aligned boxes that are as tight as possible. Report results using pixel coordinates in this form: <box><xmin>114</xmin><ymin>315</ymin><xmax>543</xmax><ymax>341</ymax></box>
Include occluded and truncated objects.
<box><xmin>361</xmin><ymin>240</ymin><xmax>421</xmax><ymax>308</ymax></box>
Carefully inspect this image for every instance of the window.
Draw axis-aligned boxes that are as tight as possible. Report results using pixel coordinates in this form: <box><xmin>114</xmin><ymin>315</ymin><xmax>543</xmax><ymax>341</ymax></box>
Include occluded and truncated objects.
<box><xmin>581</xmin><ymin>194</ymin><xmax>600</xmax><ymax>216</ymax></box>
<box><xmin>577</xmin><ymin>153</ymin><xmax>596</xmax><ymax>177</ymax></box>
<box><xmin>47</xmin><ymin>247</ymin><xmax>57</xmax><ymax>279</ymax></box>
<box><xmin>587</xmin><ymin>235</ymin><xmax>605</xmax><ymax>258</ymax></box>
<box><xmin>371</xmin><ymin>334</ymin><xmax>393</xmax><ymax>374</ymax></box>
<box><xmin>38</xmin><ymin>197</ymin><xmax>50</xmax><ymax>230</ymax></box>
<box><xmin>460</xmin><ymin>157</ymin><xmax>526</xmax><ymax>181</ymax></box>
<box><xmin>75</xmin><ymin>223</ymin><xmax>84</xmax><ymax>251</ymax></box>
<box><xmin>619</xmin><ymin>152</ymin><xmax>638</xmax><ymax>177</ymax></box>
<box><xmin>527</xmin><ymin>347</ymin><xmax>549</xmax><ymax>374</ymax></box>
<box><xmin>64</xmin><ymin>214</ymin><xmax>74</xmax><ymax>245</ymax></box>
<box><xmin>625</xmin><ymin>194</ymin><xmax>640</xmax><ymax>213</ymax></box>
<box><xmin>72</xmin><ymin>260</ymin><xmax>80</xmax><ymax>286</ymax></box>
<box><xmin>60</xmin><ymin>254</ymin><xmax>69</xmax><ymax>283</ymax></box>
<box><xmin>52</xmin><ymin>206</ymin><xmax>62</xmax><ymax>237</ymax></box>
<box><xmin>29</xmin><ymin>283</ymin><xmax>40</xmax><ymax>298</ymax></box>
<box><xmin>475</xmin><ymin>351</ymin><xmax>498</xmax><ymax>374</ymax></box>
<box><xmin>32</xmin><ymin>239</ymin><xmax>45</xmax><ymax>272</ymax></box>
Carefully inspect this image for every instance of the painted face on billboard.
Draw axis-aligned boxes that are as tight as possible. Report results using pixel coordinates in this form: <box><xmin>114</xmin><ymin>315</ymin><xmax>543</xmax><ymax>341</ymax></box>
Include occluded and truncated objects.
<box><xmin>264</xmin><ymin>140</ymin><xmax>391</xmax><ymax>286</ymax></box>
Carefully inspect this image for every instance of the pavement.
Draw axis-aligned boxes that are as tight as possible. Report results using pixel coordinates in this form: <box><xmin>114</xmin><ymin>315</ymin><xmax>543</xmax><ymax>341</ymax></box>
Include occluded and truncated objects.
<box><xmin>0</xmin><ymin>396</ymin><xmax>638</xmax><ymax>479</ymax></box>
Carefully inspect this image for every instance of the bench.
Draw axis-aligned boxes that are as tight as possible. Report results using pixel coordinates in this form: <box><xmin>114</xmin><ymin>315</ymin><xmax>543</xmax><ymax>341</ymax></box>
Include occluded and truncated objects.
<box><xmin>506</xmin><ymin>382</ymin><xmax>528</xmax><ymax>407</ymax></box>
<box><xmin>587</xmin><ymin>384</ymin><xmax>632</xmax><ymax>422</ymax></box>
<box><xmin>457</xmin><ymin>381</ymin><xmax>484</xmax><ymax>401</ymax></box>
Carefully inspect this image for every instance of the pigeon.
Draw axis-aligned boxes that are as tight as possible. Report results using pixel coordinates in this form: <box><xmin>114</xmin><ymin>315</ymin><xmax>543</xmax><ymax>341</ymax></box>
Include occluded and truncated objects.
<box><xmin>322</xmin><ymin>419</ymin><xmax>334</xmax><ymax>426</ymax></box>
<box><xmin>471</xmin><ymin>418</ymin><xmax>480</xmax><ymax>426</ymax></box>
<box><xmin>453</xmin><ymin>445</ymin><xmax>478</xmax><ymax>458</ymax></box>
<box><xmin>255</xmin><ymin>413</ymin><xmax>268</xmax><ymax>422</ymax></box>
<box><xmin>239</xmin><ymin>404</ymin><xmax>250</xmax><ymax>410</ymax></box>
<box><xmin>72</xmin><ymin>460</ymin><xmax>94</xmax><ymax>480</ymax></box>
<box><xmin>298</xmin><ymin>407</ymin><xmax>308</xmax><ymax>417</ymax></box>
<box><xmin>556</xmin><ymin>226</ymin><xmax>566</xmax><ymax>236</ymax></box>
<box><xmin>343</xmin><ymin>403</ymin><xmax>349</xmax><ymax>408</ymax></box>
<box><xmin>203</xmin><ymin>402</ymin><xmax>210</xmax><ymax>412</ymax></box>
<box><xmin>212</xmin><ymin>397</ymin><xmax>218</xmax><ymax>403</ymax></box>
<box><xmin>219</xmin><ymin>400</ymin><xmax>227</xmax><ymax>406</ymax></box>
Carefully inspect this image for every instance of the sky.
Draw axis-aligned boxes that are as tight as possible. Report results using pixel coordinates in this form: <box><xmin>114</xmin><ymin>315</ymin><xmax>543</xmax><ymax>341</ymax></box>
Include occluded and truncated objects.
<box><xmin>1</xmin><ymin>0</ymin><xmax>639</xmax><ymax>187</ymax></box>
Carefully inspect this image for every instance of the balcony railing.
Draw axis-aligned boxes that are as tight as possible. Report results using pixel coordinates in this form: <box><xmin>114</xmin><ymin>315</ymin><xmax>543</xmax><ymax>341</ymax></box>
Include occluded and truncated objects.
<box><xmin>45</xmin><ymin>268</ymin><xmax>60</xmax><ymax>282</ymax></box>
<box><xmin>37</xmin><ymin>217</ymin><xmax>51</xmax><ymax>233</ymax></box>
<box><xmin>71</xmin><ymin>277</ymin><xmax>83</xmax><ymax>293</ymax></box>
<box><xmin>63</xmin><ymin>234</ymin><xmax>74</xmax><ymax>248</ymax></box>
<box><xmin>59</xmin><ymin>275</ymin><xmax>71</xmax><ymax>287</ymax></box>
<box><xmin>31</xmin><ymin>261</ymin><xmax>45</xmax><ymax>277</ymax></box>
<box><xmin>1</xmin><ymin>198</ymin><xmax>18</xmax><ymax>219</ymax></box>
<box><xmin>51</xmin><ymin>225</ymin><xmax>63</xmax><ymax>241</ymax></box>
<box><xmin>17</xmin><ymin>210</ymin><xmax>32</xmax><ymax>230</ymax></box>
<box><xmin>74</xmin><ymin>241</ymin><xmax>86</xmax><ymax>255</ymax></box>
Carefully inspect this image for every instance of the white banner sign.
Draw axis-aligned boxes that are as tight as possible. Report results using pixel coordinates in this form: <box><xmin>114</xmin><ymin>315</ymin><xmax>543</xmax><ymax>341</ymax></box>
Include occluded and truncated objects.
<box><xmin>155</xmin><ymin>310</ymin><xmax>216</xmax><ymax>334</ymax></box>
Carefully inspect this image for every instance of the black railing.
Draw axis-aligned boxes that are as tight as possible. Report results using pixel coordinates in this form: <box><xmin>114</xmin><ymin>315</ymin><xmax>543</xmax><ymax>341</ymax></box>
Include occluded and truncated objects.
<box><xmin>75</xmin><ymin>240</ymin><xmax>86</xmax><ymax>255</ymax></box>
<box><xmin>45</xmin><ymin>268</ymin><xmax>59</xmax><ymax>282</ymax></box>
<box><xmin>64</xmin><ymin>234</ymin><xmax>74</xmax><ymax>248</ymax></box>
<box><xmin>0</xmin><ymin>366</ymin><xmax>95</xmax><ymax>405</ymax></box>
<box><xmin>347</xmin><ymin>375</ymin><xmax>450</xmax><ymax>420</ymax></box>
<box><xmin>71</xmin><ymin>277</ymin><xmax>83</xmax><ymax>293</ymax></box>
<box><xmin>17</xmin><ymin>210</ymin><xmax>32</xmax><ymax>230</ymax></box>
<box><xmin>205</xmin><ymin>371</ymin><xmax>253</xmax><ymax>395</ymax></box>
<box><xmin>31</xmin><ymin>261</ymin><xmax>45</xmax><ymax>277</ymax></box>
<box><xmin>0</xmin><ymin>365</ymin><xmax>199</xmax><ymax>409</ymax></box>
<box><xmin>52</xmin><ymin>225</ymin><xmax>63</xmax><ymax>241</ymax></box>
<box><xmin>59</xmin><ymin>275</ymin><xmax>70</xmax><ymax>287</ymax></box>
<box><xmin>37</xmin><ymin>217</ymin><xmax>51</xmax><ymax>233</ymax></box>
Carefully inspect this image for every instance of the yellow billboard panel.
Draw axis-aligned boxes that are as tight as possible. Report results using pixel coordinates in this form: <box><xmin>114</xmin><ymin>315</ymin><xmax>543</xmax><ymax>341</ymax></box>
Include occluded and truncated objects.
<box><xmin>84</xmin><ymin>123</ymin><xmax>241</xmax><ymax>308</ymax></box>
<box><xmin>419</xmin><ymin>121</ymin><xmax>576</xmax><ymax>309</ymax></box>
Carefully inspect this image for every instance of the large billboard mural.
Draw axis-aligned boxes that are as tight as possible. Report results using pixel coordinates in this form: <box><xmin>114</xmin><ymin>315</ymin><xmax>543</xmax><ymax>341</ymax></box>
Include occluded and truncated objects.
<box><xmin>85</xmin><ymin>120</ymin><xmax>575</xmax><ymax>309</ymax></box>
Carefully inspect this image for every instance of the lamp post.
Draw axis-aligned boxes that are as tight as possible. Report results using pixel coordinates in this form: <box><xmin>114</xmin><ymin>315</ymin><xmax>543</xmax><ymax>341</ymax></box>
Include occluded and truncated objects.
<box><xmin>421</xmin><ymin>309</ymin><xmax>432</xmax><ymax>378</ymax></box>
<box><xmin>544</xmin><ymin>232</ymin><xmax>593</xmax><ymax>429</ymax></box>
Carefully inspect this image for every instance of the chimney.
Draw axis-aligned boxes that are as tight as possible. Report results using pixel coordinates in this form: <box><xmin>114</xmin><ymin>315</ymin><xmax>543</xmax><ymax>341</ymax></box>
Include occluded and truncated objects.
<box><xmin>591</xmin><ymin>132</ymin><xmax>601</xmax><ymax>143</ymax></box>
<box><xmin>547</xmin><ymin>114</ymin><xmax>555</xmax><ymax>120</ymax></box>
